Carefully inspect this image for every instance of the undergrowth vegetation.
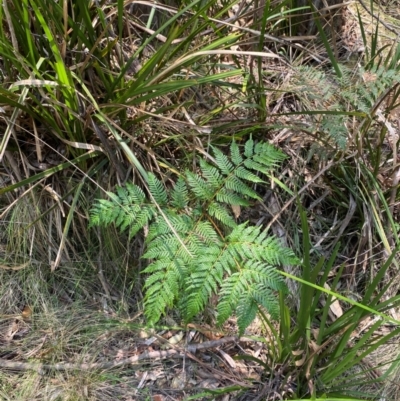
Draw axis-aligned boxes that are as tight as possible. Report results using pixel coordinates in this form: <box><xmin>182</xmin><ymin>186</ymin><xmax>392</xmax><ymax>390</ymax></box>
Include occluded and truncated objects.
<box><xmin>90</xmin><ymin>138</ymin><xmax>298</xmax><ymax>333</ymax></box>
<box><xmin>1</xmin><ymin>0</ymin><xmax>400</xmax><ymax>399</ymax></box>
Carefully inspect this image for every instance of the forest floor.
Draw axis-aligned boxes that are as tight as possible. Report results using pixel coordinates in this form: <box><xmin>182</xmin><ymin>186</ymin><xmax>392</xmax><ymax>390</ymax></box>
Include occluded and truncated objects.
<box><xmin>2</xmin><ymin>0</ymin><xmax>400</xmax><ymax>400</ymax></box>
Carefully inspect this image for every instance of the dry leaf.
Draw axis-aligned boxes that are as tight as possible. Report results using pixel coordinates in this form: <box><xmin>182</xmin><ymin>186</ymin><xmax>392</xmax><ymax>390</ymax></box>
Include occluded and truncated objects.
<box><xmin>169</xmin><ymin>331</ymin><xmax>184</xmax><ymax>344</ymax></box>
<box><xmin>292</xmin><ymin>350</ymin><xmax>303</xmax><ymax>356</ymax></box>
<box><xmin>171</xmin><ymin>375</ymin><xmax>185</xmax><ymax>389</ymax></box>
<box><xmin>187</xmin><ymin>323</ymin><xmax>223</xmax><ymax>340</ymax></box>
<box><xmin>293</xmin><ymin>349</ymin><xmax>307</xmax><ymax>367</ymax></box>
<box><xmin>138</xmin><ymin>330</ymin><xmax>150</xmax><ymax>339</ymax></box>
<box><xmin>197</xmin><ymin>379</ymin><xmax>219</xmax><ymax>389</ymax></box>
<box><xmin>324</xmin><ymin>283</ymin><xmax>343</xmax><ymax>317</ymax></box>
<box><xmin>219</xmin><ymin>349</ymin><xmax>236</xmax><ymax>368</ymax></box>
<box><xmin>311</xmin><ymin>328</ymin><xmax>319</xmax><ymax>340</ymax></box>
<box><xmin>231</xmin><ymin>204</ymin><xmax>241</xmax><ymax>219</ymax></box>
<box><xmin>3</xmin><ymin>320</ymin><xmax>19</xmax><ymax>343</ymax></box>
<box><xmin>308</xmin><ymin>340</ymin><xmax>322</xmax><ymax>354</ymax></box>
<box><xmin>21</xmin><ymin>305</ymin><xmax>32</xmax><ymax>320</ymax></box>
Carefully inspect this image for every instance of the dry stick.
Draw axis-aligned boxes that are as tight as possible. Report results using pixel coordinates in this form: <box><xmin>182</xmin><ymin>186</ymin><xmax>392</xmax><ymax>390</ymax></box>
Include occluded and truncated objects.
<box><xmin>0</xmin><ymin>336</ymin><xmax>246</xmax><ymax>373</ymax></box>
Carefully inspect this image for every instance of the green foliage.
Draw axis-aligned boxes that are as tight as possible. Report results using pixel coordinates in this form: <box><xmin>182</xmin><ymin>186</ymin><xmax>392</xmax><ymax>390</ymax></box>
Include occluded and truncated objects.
<box><xmin>339</xmin><ymin>65</ymin><xmax>400</xmax><ymax>114</ymax></box>
<box><xmin>290</xmin><ymin>64</ymin><xmax>400</xmax><ymax>151</ymax></box>
<box><xmin>90</xmin><ymin>184</ymin><xmax>156</xmax><ymax>239</ymax></box>
<box><xmin>254</xmin><ymin>207</ymin><xmax>400</xmax><ymax>399</ymax></box>
<box><xmin>90</xmin><ymin>139</ymin><xmax>298</xmax><ymax>334</ymax></box>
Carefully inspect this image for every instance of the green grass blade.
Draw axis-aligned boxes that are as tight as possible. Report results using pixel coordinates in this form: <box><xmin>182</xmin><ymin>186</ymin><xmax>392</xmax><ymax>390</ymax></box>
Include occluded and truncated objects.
<box><xmin>0</xmin><ymin>151</ymin><xmax>100</xmax><ymax>196</ymax></box>
<box><xmin>279</xmin><ymin>271</ymin><xmax>400</xmax><ymax>326</ymax></box>
<box><xmin>311</xmin><ymin>7</ymin><xmax>341</xmax><ymax>78</ymax></box>
<box><xmin>29</xmin><ymin>0</ymin><xmax>76</xmax><ymax>112</ymax></box>
<box><xmin>111</xmin><ymin>0</ymin><xmax>203</xmax><ymax>92</ymax></box>
<box><xmin>294</xmin><ymin>203</ymin><xmax>313</xmax><ymax>342</ymax></box>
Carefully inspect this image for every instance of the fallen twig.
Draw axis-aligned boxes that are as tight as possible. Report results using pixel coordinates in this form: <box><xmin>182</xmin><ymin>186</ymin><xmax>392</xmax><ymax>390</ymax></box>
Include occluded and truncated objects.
<box><xmin>0</xmin><ymin>336</ymin><xmax>251</xmax><ymax>373</ymax></box>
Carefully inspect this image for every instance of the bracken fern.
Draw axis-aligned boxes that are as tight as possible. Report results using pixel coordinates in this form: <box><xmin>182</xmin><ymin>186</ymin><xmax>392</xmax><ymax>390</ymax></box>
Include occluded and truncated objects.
<box><xmin>289</xmin><ymin>64</ymin><xmax>400</xmax><ymax>150</ymax></box>
<box><xmin>90</xmin><ymin>139</ymin><xmax>298</xmax><ymax>334</ymax></box>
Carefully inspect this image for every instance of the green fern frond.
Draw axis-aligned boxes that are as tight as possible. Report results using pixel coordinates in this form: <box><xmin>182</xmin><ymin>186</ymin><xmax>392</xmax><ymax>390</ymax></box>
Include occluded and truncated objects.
<box><xmin>146</xmin><ymin>219</ymin><xmax>213</xmax><ymax>264</ymax></box>
<box><xmin>186</xmin><ymin>171</ymin><xmax>213</xmax><ymax>200</ymax></box>
<box><xmin>228</xmin><ymin>223</ymin><xmax>263</xmax><ymax>244</ymax></box>
<box><xmin>127</xmin><ymin>208</ymin><xmax>152</xmax><ymax>238</ymax></box>
<box><xmin>253</xmin><ymin>284</ymin><xmax>282</xmax><ymax>317</ymax></box>
<box><xmin>182</xmin><ymin>233</ymin><xmax>206</xmax><ymax>258</ymax></box>
<box><xmin>170</xmin><ymin>177</ymin><xmax>189</xmax><ymax>209</ymax></box>
<box><xmin>145</xmin><ymin>238</ymin><xmax>193</xmax><ymax>266</ymax></box>
<box><xmin>143</xmin><ymin>258</ymin><xmax>185</xmax><ymax>277</ymax></box>
<box><xmin>90</xmin><ymin>138</ymin><xmax>296</xmax><ymax>333</ymax></box>
<box><xmin>217</xmin><ymin>269</ymin><xmax>254</xmax><ymax>327</ymax></box>
<box><xmin>227</xmin><ymin>224</ymin><xmax>299</xmax><ymax>266</ymax></box>
<box><xmin>199</xmin><ymin>159</ymin><xmax>224</xmax><ymax>191</ymax></box>
<box><xmin>208</xmin><ymin>201</ymin><xmax>236</xmax><ymax>228</ymax></box>
<box><xmin>184</xmin><ymin>244</ymin><xmax>224</xmax><ymax>320</ymax></box>
<box><xmin>230</xmin><ymin>141</ymin><xmax>243</xmax><ymax>166</ymax></box>
<box><xmin>119</xmin><ymin>183</ymin><xmax>146</xmax><ymax>205</ymax></box>
<box><xmin>320</xmin><ymin>114</ymin><xmax>348</xmax><ymax>149</ymax></box>
<box><xmin>244</xmin><ymin>137</ymin><xmax>254</xmax><ymax>157</ymax></box>
<box><xmin>143</xmin><ymin>267</ymin><xmax>180</xmax><ymax>323</ymax></box>
<box><xmin>243</xmin><ymin>159</ymin><xmax>272</xmax><ymax>175</ymax></box>
<box><xmin>234</xmin><ymin>166</ymin><xmax>264</xmax><ymax>183</ymax></box>
<box><xmin>247</xmin><ymin>260</ymin><xmax>287</xmax><ymax>291</ymax></box>
<box><xmin>217</xmin><ymin>260</ymin><xmax>286</xmax><ymax>333</ymax></box>
<box><xmin>90</xmin><ymin>184</ymin><xmax>155</xmax><ymax>238</ymax></box>
<box><xmin>224</xmin><ymin>175</ymin><xmax>259</xmax><ymax>199</ymax></box>
<box><xmin>216</xmin><ymin>189</ymin><xmax>250</xmax><ymax>206</ymax></box>
<box><xmin>143</xmin><ymin>235</ymin><xmax>181</xmax><ymax>260</ymax></box>
<box><xmin>212</xmin><ymin>146</ymin><xmax>235</xmax><ymax>175</ymax></box>
<box><xmin>148</xmin><ymin>173</ymin><xmax>168</xmax><ymax>206</ymax></box>
<box><xmin>254</xmin><ymin>142</ymin><xmax>287</xmax><ymax>167</ymax></box>
<box><xmin>146</xmin><ymin>213</ymin><xmax>192</xmax><ymax>242</ymax></box>
<box><xmin>193</xmin><ymin>221</ymin><xmax>222</xmax><ymax>245</ymax></box>
<box><xmin>89</xmin><ymin>199</ymin><xmax>119</xmax><ymax>227</ymax></box>
<box><xmin>236</xmin><ymin>292</ymin><xmax>258</xmax><ymax>335</ymax></box>
<box><xmin>216</xmin><ymin>274</ymin><xmax>241</xmax><ymax>325</ymax></box>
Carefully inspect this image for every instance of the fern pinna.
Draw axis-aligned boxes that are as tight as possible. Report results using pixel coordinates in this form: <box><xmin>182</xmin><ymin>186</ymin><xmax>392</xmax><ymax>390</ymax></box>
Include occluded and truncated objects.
<box><xmin>90</xmin><ymin>138</ymin><xmax>298</xmax><ymax>334</ymax></box>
